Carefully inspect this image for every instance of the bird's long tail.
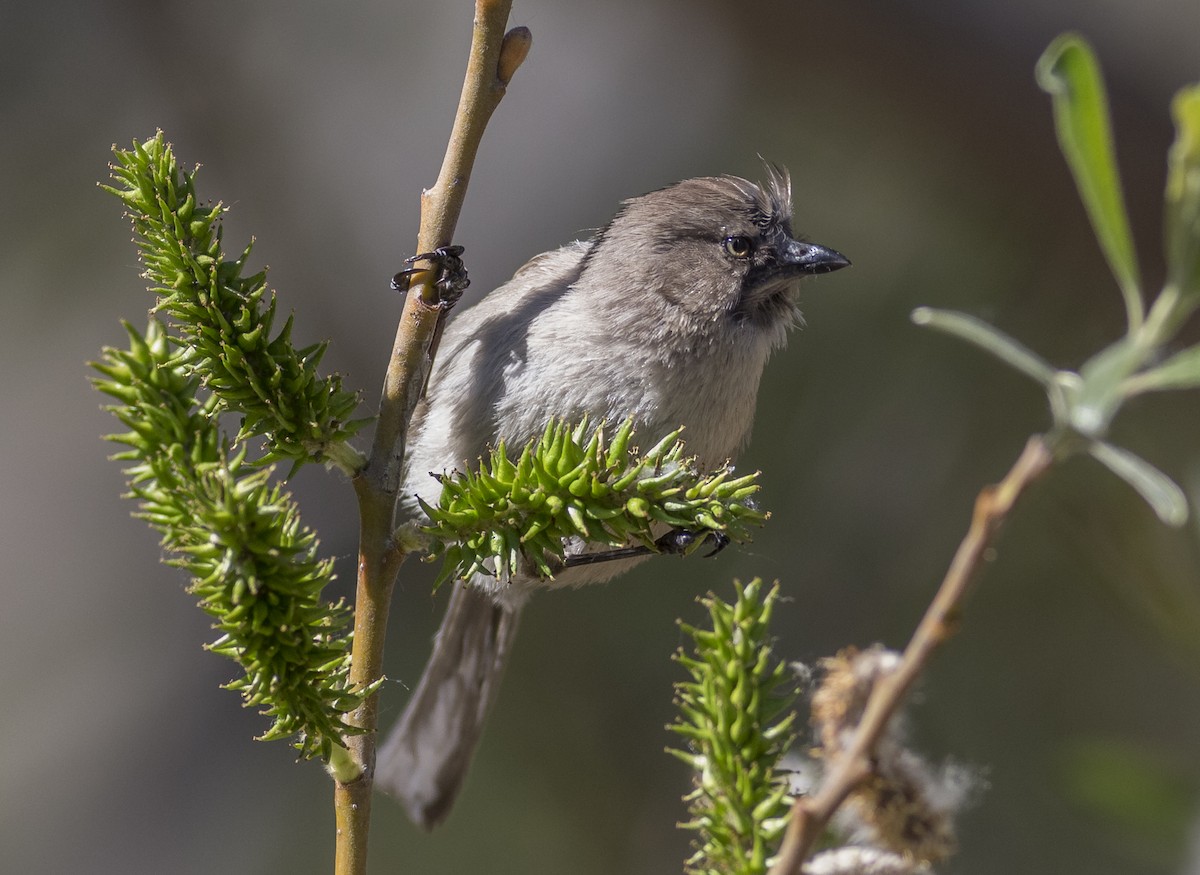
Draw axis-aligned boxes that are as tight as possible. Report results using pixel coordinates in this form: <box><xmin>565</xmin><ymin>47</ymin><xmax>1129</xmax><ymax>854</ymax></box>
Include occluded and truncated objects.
<box><xmin>375</xmin><ymin>580</ymin><xmax>522</xmax><ymax>829</ymax></box>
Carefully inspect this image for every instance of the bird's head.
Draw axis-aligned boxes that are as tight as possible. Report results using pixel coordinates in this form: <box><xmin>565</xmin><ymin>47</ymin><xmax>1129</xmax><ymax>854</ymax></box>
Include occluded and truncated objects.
<box><xmin>584</xmin><ymin>165</ymin><xmax>849</xmax><ymax>344</ymax></box>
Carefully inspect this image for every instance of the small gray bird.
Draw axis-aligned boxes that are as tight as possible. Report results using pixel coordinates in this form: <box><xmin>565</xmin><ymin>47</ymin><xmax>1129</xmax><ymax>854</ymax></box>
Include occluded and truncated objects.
<box><xmin>375</xmin><ymin>167</ymin><xmax>848</xmax><ymax>827</ymax></box>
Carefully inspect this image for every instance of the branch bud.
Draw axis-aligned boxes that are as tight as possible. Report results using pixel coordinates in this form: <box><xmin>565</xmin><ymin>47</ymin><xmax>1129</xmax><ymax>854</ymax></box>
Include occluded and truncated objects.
<box><xmin>497</xmin><ymin>26</ymin><xmax>532</xmax><ymax>85</ymax></box>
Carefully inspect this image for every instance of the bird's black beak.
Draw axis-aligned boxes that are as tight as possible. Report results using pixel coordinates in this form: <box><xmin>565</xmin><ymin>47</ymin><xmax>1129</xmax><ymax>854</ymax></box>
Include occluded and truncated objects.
<box><xmin>737</xmin><ymin>234</ymin><xmax>850</xmax><ymax>325</ymax></box>
<box><xmin>779</xmin><ymin>238</ymin><xmax>851</xmax><ymax>274</ymax></box>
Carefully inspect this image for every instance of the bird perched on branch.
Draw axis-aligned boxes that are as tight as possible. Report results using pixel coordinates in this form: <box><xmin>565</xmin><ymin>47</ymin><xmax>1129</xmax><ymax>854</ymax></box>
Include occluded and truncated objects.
<box><xmin>375</xmin><ymin>166</ymin><xmax>849</xmax><ymax>827</ymax></box>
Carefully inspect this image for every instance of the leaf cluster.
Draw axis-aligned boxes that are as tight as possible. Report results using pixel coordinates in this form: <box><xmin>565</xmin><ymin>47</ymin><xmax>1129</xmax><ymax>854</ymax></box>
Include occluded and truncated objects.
<box><xmin>92</xmin><ymin>320</ymin><xmax>367</xmax><ymax>760</ymax></box>
<box><xmin>668</xmin><ymin>579</ymin><xmax>799</xmax><ymax>875</ymax></box>
<box><xmin>914</xmin><ymin>36</ymin><xmax>1200</xmax><ymax>526</ymax></box>
<box><xmin>420</xmin><ymin>417</ymin><xmax>768</xmax><ymax>586</ymax></box>
<box><xmin>102</xmin><ymin>132</ymin><xmax>367</xmax><ymax>473</ymax></box>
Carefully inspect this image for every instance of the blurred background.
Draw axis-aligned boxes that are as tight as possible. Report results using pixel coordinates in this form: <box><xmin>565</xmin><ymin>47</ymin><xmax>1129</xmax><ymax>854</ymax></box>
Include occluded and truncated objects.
<box><xmin>3</xmin><ymin>1</ymin><xmax>1198</xmax><ymax>872</ymax></box>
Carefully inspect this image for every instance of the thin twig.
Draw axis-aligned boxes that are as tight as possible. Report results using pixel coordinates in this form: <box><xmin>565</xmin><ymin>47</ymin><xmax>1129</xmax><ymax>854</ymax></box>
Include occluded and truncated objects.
<box><xmin>332</xmin><ymin>5</ymin><xmax>530</xmax><ymax>874</ymax></box>
<box><xmin>768</xmin><ymin>435</ymin><xmax>1056</xmax><ymax>875</ymax></box>
<box><xmin>369</xmin><ymin>4</ymin><xmax>531</xmax><ymax>497</ymax></box>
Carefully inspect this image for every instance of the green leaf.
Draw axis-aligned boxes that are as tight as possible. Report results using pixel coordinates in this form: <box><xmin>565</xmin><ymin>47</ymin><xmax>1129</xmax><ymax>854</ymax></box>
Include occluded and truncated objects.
<box><xmin>1121</xmin><ymin>343</ymin><xmax>1200</xmax><ymax>395</ymax></box>
<box><xmin>1036</xmin><ymin>34</ymin><xmax>1143</xmax><ymax>329</ymax></box>
<box><xmin>1165</xmin><ymin>84</ymin><xmax>1200</xmax><ymax>301</ymax></box>
<box><xmin>1087</xmin><ymin>440</ymin><xmax>1188</xmax><ymax>526</ymax></box>
<box><xmin>911</xmin><ymin>307</ymin><xmax>1057</xmax><ymax>386</ymax></box>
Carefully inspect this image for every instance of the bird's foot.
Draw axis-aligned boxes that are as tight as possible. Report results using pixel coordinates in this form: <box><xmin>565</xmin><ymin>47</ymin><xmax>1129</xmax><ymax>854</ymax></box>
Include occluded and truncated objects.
<box><xmin>392</xmin><ymin>244</ymin><xmax>470</xmax><ymax>310</ymax></box>
<box><xmin>561</xmin><ymin>528</ymin><xmax>729</xmax><ymax>569</ymax></box>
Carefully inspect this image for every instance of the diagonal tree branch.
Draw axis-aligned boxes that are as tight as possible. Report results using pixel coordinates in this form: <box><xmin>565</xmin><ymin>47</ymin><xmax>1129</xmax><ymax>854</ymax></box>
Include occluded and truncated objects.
<box><xmin>768</xmin><ymin>435</ymin><xmax>1056</xmax><ymax>875</ymax></box>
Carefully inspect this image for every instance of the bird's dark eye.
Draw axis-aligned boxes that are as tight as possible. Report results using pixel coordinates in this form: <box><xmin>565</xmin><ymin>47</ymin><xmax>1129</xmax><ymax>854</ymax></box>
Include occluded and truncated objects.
<box><xmin>722</xmin><ymin>235</ymin><xmax>754</xmax><ymax>259</ymax></box>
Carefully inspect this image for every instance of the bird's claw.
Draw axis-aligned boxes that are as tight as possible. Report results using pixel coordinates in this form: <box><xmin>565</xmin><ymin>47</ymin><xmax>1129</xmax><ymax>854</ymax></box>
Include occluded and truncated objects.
<box><xmin>561</xmin><ymin>528</ymin><xmax>730</xmax><ymax>570</ymax></box>
<box><xmin>654</xmin><ymin>529</ymin><xmax>730</xmax><ymax>558</ymax></box>
<box><xmin>702</xmin><ymin>531</ymin><xmax>730</xmax><ymax>558</ymax></box>
<box><xmin>391</xmin><ymin>244</ymin><xmax>470</xmax><ymax>310</ymax></box>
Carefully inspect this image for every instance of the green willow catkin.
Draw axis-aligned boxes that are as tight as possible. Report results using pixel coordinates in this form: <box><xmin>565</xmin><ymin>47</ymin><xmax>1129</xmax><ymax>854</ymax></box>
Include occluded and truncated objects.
<box><xmin>103</xmin><ymin>132</ymin><xmax>367</xmax><ymax>471</ymax></box>
<box><xmin>669</xmin><ymin>579</ymin><xmax>799</xmax><ymax>875</ymax></box>
<box><xmin>93</xmin><ymin>320</ymin><xmax>366</xmax><ymax>760</ymax></box>
<box><xmin>420</xmin><ymin>417</ymin><xmax>769</xmax><ymax>587</ymax></box>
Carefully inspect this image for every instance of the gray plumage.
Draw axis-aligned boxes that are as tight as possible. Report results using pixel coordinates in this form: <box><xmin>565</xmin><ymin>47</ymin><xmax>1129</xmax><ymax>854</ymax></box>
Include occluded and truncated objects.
<box><xmin>375</xmin><ymin>167</ymin><xmax>848</xmax><ymax>827</ymax></box>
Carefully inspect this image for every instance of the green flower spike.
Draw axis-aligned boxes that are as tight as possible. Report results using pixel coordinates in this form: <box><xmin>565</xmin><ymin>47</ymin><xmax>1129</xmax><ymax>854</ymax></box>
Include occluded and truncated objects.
<box><xmin>419</xmin><ymin>417</ymin><xmax>769</xmax><ymax>587</ymax></box>
<box><xmin>101</xmin><ymin>132</ymin><xmax>368</xmax><ymax>474</ymax></box>
<box><xmin>91</xmin><ymin>320</ymin><xmax>371</xmax><ymax>760</ymax></box>
<box><xmin>669</xmin><ymin>579</ymin><xmax>800</xmax><ymax>875</ymax></box>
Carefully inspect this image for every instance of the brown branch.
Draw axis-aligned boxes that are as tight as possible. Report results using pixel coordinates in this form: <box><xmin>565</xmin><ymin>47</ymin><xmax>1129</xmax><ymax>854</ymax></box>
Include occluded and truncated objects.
<box><xmin>369</xmin><ymin>5</ymin><xmax>531</xmax><ymax>497</ymax></box>
<box><xmin>332</xmin><ymin>5</ymin><xmax>530</xmax><ymax>875</ymax></box>
<box><xmin>768</xmin><ymin>434</ymin><xmax>1056</xmax><ymax>875</ymax></box>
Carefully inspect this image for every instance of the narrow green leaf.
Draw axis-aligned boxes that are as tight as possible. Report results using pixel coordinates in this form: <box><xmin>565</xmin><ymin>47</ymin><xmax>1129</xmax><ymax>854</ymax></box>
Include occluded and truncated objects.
<box><xmin>911</xmin><ymin>307</ymin><xmax>1057</xmax><ymax>386</ymax></box>
<box><xmin>1036</xmin><ymin>34</ymin><xmax>1143</xmax><ymax>328</ymax></box>
<box><xmin>1087</xmin><ymin>440</ymin><xmax>1188</xmax><ymax>526</ymax></box>
<box><xmin>1121</xmin><ymin>344</ymin><xmax>1200</xmax><ymax>395</ymax></box>
<box><xmin>1165</xmin><ymin>84</ymin><xmax>1200</xmax><ymax>301</ymax></box>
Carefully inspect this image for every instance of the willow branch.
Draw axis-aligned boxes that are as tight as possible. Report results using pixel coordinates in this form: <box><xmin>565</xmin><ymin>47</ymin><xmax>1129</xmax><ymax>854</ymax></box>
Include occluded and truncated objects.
<box><xmin>333</xmin><ymin>5</ymin><xmax>530</xmax><ymax>875</ymax></box>
<box><xmin>369</xmin><ymin>3</ymin><xmax>531</xmax><ymax>496</ymax></box>
<box><xmin>768</xmin><ymin>435</ymin><xmax>1056</xmax><ymax>875</ymax></box>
